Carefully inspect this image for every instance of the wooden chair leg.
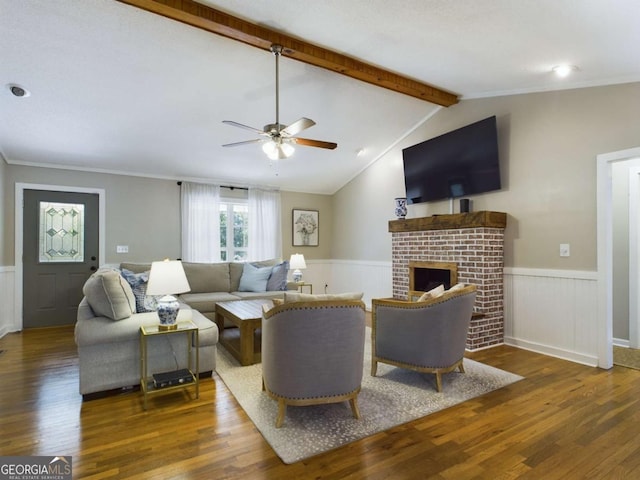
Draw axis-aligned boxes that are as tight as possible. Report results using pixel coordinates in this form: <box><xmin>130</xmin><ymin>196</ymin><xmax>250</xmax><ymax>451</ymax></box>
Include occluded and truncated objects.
<box><xmin>435</xmin><ymin>372</ymin><xmax>443</xmax><ymax>392</ymax></box>
<box><xmin>458</xmin><ymin>360</ymin><xmax>465</xmax><ymax>373</ymax></box>
<box><xmin>349</xmin><ymin>396</ymin><xmax>361</xmax><ymax>419</ymax></box>
<box><xmin>275</xmin><ymin>399</ymin><xmax>287</xmax><ymax>428</ymax></box>
<box><xmin>371</xmin><ymin>359</ymin><xmax>378</xmax><ymax>376</ymax></box>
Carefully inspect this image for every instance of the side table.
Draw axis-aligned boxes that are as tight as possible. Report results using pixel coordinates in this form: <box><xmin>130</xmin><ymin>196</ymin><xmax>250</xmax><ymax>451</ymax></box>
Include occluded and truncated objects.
<box><xmin>140</xmin><ymin>320</ymin><xmax>199</xmax><ymax>410</ymax></box>
<box><xmin>295</xmin><ymin>282</ymin><xmax>313</xmax><ymax>294</ymax></box>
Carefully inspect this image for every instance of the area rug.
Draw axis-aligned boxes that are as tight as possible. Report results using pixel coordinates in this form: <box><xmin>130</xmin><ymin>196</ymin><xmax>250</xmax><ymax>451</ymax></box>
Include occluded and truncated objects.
<box><xmin>215</xmin><ymin>329</ymin><xmax>523</xmax><ymax>464</ymax></box>
<box><xmin>613</xmin><ymin>346</ymin><xmax>640</xmax><ymax>370</ymax></box>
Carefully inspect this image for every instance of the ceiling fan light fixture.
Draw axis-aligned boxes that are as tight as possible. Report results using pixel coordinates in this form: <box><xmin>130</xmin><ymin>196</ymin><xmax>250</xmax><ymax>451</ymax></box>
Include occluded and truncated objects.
<box><xmin>280</xmin><ymin>142</ymin><xmax>294</xmax><ymax>158</ymax></box>
<box><xmin>262</xmin><ymin>140</ymin><xmax>294</xmax><ymax>160</ymax></box>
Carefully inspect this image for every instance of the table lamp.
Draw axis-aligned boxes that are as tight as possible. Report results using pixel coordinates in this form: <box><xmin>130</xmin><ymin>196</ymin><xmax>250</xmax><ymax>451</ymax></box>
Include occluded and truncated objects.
<box><xmin>146</xmin><ymin>259</ymin><xmax>191</xmax><ymax>330</ymax></box>
<box><xmin>289</xmin><ymin>253</ymin><xmax>306</xmax><ymax>283</ymax></box>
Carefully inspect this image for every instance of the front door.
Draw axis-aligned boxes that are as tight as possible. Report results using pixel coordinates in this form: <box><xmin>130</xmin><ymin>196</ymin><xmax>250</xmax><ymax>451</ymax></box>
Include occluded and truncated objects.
<box><xmin>23</xmin><ymin>190</ymin><xmax>100</xmax><ymax>328</ymax></box>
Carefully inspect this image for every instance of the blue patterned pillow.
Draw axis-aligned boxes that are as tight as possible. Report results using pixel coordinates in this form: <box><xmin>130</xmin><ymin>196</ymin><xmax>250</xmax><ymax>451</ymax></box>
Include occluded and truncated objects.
<box><xmin>266</xmin><ymin>261</ymin><xmax>289</xmax><ymax>291</ymax></box>
<box><xmin>121</xmin><ymin>268</ymin><xmax>158</xmax><ymax>312</ymax></box>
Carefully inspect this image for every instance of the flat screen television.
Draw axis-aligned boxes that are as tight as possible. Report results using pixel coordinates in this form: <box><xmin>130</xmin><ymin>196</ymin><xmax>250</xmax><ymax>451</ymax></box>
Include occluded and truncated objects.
<box><xmin>402</xmin><ymin>115</ymin><xmax>501</xmax><ymax>204</ymax></box>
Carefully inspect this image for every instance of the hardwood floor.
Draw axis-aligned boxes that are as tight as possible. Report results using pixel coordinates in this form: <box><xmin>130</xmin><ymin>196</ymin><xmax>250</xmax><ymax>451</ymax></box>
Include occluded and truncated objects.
<box><xmin>2</xmin><ymin>326</ymin><xmax>640</xmax><ymax>479</ymax></box>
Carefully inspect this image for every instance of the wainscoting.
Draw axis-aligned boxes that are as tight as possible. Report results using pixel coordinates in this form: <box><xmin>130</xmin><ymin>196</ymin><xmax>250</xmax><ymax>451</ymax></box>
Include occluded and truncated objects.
<box><xmin>1</xmin><ymin>261</ymin><xmax>601</xmax><ymax>367</ymax></box>
<box><xmin>0</xmin><ymin>267</ymin><xmax>16</xmax><ymax>337</ymax></box>
<box><xmin>304</xmin><ymin>261</ymin><xmax>600</xmax><ymax>366</ymax></box>
<box><xmin>301</xmin><ymin>259</ymin><xmax>393</xmax><ymax>308</ymax></box>
<box><xmin>504</xmin><ymin>267</ymin><xmax>599</xmax><ymax>366</ymax></box>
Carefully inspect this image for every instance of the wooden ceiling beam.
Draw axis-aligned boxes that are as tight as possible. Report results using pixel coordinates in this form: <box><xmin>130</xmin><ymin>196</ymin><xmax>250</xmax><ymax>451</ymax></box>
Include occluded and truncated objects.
<box><xmin>115</xmin><ymin>0</ymin><xmax>459</xmax><ymax>107</ymax></box>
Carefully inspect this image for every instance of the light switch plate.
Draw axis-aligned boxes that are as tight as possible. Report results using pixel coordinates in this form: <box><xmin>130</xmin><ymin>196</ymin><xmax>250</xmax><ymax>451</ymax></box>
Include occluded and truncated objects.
<box><xmin>559</xmin><ymin>243</ymin><xmax>570</xmax><ymax>257</ymax></box>
<box><xmin>116</xmin><ymin>245</ymin><xmax>129</xmax><ymax>254</ymax></box>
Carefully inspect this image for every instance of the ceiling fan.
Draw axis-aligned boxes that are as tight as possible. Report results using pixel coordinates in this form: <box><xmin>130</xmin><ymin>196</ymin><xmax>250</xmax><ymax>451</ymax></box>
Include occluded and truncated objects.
<box><xmin>222</xmin><ymin>44</ymin><xmax>337</xmax><ymax>161</ymax></box>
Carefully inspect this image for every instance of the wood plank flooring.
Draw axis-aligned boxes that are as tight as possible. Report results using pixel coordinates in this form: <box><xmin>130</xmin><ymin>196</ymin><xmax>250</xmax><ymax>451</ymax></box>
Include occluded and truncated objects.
<box><xmin>2</xmin><ymin>325</ymin><xmax>640</xmax><ymax>479</ymax></box>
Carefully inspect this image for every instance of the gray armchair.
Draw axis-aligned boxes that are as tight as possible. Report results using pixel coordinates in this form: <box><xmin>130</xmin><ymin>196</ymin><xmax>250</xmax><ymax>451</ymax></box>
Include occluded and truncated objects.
<box><xmin>261</xmin><ymin>299</ymin><xmax>366</xmax><ymax>427</ymax></box>
<box><xmin>371</xmin><ymin>284</ymin><xmax>477</xmax><ymax>392</ymax></box>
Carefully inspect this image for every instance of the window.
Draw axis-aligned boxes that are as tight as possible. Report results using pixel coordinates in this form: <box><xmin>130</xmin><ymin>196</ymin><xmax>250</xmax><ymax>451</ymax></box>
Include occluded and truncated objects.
<box><xmin>219</xmin><ymin>200</ymin><xmax>248</xmax><ymax>261</ymax></box>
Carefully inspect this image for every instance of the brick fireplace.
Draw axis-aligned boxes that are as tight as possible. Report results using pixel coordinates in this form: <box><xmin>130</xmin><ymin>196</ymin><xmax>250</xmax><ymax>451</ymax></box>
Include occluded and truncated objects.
<box><xmin>389</xmin><ymin>211</ymin><xmax>507</xmax><ymax>350</ymax></box>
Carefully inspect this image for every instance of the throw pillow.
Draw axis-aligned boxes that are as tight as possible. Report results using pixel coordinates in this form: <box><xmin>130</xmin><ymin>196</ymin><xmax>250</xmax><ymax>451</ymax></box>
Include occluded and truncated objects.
<box><xmin>82</xmin><ymin>268</ymin><xmax>136</xmax><ymax>320</ymax></box>
<box><xmin>120</xmin><ymin>268</ymin><xmax>158</xmax><ymax>313</ymax></box>
<box><xmin>284</xmin><ymin>292</ymin><xmax>364</xmax><ymax>302</ymax></box>
<box><xmin>266</xmin><ymin>260</ymin><xmax>289</xmax><ymax>291</ymax></box>
<box><xmin>417</xmin><ymin>284</ymin><xmax>445</xmax><ymax>302</ymax></box>
<box><xmin>448</xmin><ymin>283</ymin><xmax>466</xmax><ymax>292</ymax></box>
<box><xmin>238</xmin><ymin>262</ymin><xmax>273</xmax><ymax>292</ymax></box>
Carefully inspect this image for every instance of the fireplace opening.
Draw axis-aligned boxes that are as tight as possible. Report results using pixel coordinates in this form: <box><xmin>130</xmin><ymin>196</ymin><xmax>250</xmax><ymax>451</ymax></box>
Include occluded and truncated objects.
<box><xmin>409</xmin><ymin>261</ymin><xmax>457</xmax><ymax>296</ymax></box>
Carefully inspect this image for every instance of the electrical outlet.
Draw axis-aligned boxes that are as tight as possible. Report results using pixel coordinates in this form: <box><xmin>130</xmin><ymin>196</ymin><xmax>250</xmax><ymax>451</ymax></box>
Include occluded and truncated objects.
<box><xmin>559</xmin><ymin>243</ymin><xmax>570</xmax><ymax>257</ymax></box>
<box><xmin>116</xmin><ymin>245</ymin><xmax>129</xmax><ymax>254</ymax></box>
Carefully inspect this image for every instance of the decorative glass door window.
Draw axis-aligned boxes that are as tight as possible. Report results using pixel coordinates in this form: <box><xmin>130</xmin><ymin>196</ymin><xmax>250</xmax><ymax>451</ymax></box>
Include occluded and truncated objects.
<box><xmin>39</xmin><ymin>201</ymin><xmax>85</xmax><ymax>262</ymax></box>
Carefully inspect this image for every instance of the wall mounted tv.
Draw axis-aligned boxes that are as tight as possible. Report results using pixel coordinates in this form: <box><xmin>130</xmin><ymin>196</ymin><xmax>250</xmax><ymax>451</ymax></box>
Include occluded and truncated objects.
<box><xmin>402</xmin><ymin>115</ymin><xmax>501</xmax><ymax>204</ymax></box>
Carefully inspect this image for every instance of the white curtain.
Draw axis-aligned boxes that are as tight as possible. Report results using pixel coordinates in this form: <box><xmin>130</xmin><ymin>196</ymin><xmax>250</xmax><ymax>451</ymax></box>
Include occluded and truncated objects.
<box><xmin>248</xmin><ymin>187</ymin><xmax>282</xmax><ymax>261</ymax></box>
<box><xmin>181</xmin><ymin>182</ymin><xmax>221</xmax><ymax>262</ymax></box>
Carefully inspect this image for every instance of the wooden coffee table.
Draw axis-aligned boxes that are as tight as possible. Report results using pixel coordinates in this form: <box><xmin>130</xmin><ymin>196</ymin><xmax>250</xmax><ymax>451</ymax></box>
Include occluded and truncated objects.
<box><xmin>215</xmin><ymin>299</ymin><xmax>273</xmax><ymax>366</ymax></box>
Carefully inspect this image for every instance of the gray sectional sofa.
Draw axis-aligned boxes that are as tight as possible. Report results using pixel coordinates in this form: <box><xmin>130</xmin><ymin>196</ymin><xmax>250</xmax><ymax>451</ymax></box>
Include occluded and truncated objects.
<box><xmin>120</xmin><ymin>260</ymin><xmax>295</xmax><ymax>324</ymax></box>
<box><xmin>74</xmin><ymin>259</ymin><xmax>294</xmax><ymax>396</ymax></box>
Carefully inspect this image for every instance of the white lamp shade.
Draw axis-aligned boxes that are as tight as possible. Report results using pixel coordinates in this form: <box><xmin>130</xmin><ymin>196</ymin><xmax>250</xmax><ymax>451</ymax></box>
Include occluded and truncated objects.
<box><xmin>289</xmin><ymin>254</ymin><xmax>306</xmax><ymax>270</ymax></box>
<box><xmin>146</xmin><ymin>260</ymin><xmax>191</xmax><ymax>296</ymax></box>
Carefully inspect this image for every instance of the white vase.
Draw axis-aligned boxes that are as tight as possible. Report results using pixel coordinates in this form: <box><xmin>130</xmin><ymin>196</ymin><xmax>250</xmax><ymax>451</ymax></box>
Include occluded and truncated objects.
<box><xmin>394</xmin><ymin>197</ymin><xmax>407</xmax><ymax>219</ymax></box>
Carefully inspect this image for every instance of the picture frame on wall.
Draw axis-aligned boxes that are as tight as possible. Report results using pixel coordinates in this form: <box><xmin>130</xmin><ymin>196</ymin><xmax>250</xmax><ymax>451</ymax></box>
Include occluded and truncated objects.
<box><xmin>292</xmin><ymin>209</ymin><xmax>319</xmax><ymax>246</ymax></box>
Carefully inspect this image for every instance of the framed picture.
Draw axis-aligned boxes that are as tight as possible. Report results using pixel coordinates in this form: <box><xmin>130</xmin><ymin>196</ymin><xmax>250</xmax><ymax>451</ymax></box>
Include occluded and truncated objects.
<box><xmin>292</xmin><ymin>209</ymin><xmax>319</xmax><ymax>246</ymax></box>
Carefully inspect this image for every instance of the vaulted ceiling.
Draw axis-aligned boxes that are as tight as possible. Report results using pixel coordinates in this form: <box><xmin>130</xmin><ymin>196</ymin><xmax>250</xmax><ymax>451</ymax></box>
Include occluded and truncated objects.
<box><xmin>1</xmin><ymin>0</ymin><xmax>639</xmax><ymax>193</ymax></box>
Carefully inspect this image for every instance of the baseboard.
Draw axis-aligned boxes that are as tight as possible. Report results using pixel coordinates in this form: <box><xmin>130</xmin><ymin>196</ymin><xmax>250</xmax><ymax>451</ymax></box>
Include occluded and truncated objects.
<box><xmin>505</xmin><ymin>336</ymin><xmax>598</xmax><ymax>367</ymax></box>
<box><xmin>614</xmin><ymin>338</ymin><xmax>630</xmax><ymax>348</ymax></box>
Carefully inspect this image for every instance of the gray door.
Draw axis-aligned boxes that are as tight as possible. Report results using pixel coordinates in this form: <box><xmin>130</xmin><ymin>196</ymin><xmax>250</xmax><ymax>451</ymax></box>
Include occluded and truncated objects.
<box><xmin>23</xmin><ymin>190</ymin><xmax>99</xmax><ymax>328</ymax></box>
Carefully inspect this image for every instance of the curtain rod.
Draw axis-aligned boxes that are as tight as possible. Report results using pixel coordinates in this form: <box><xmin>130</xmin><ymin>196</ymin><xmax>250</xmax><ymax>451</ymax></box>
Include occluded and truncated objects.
<box><xmin>176</xmin><ymin>181</ymin><xmax>248</xmax><ymax>191</ymax></box>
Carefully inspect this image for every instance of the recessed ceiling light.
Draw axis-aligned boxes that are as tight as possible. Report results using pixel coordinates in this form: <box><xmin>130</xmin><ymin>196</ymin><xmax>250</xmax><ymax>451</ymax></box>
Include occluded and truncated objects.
<box><xmin>356</xmin><ymin>148</ymin><xmax>365</xmax><ymax>157</ymax></box>
<box><xmin>552</xmin><ymin>65</ymin><xmax>578</xmax><ymax>78</ymax></box>
<box><xmin>7</xmin><ymin>83</ymin><xmax>30</xmax><ymax>97</ymax></box>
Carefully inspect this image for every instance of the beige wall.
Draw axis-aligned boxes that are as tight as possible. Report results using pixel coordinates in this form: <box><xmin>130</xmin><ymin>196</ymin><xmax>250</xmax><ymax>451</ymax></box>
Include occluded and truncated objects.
<box><xmin>2</xmin><ymin>165</ymin><xmax>330</xmax><ymax>266</ymax></box>
<box><xmin>332</xmin><ymin>82</ymin><xmax>640</xmax><ymax>270</ymax></box>
<box><xmin>4</xmin><ymin>165</ymin><xmax>182</xmax><ymax>264</ymax></box>
<box><xmin>281</xmin><ymin>191</ymin><xmax>332</xmax><ymax>261</ymax></box>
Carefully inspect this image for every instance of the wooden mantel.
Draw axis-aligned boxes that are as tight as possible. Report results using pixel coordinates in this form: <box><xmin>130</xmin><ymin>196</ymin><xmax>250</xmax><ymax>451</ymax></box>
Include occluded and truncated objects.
<box><xmin>389</xmin><ymin>211</ymin><xmax>507</xmax><ymax>233</ymax></box>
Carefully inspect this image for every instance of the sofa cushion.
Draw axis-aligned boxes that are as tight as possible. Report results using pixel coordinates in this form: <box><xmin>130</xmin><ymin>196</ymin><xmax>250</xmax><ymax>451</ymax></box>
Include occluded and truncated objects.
<box><xmin>120</xmin><ymin>262</ymin><xmax>151</xmax><ymax>274</ymax></box>
<box><xmin>232</xmin><ymin>291</ymin><xmax>288</xmax><ymax>300</ymax></box>
<box><xmin>182</xmin><ymin>262</ymin><xmax>231</xmax><ymax>293</ymax></box>
<box><xmin>283</xmin><ymin>292</ymin><xmax>364</xmax><ymax>302</ymax></box>
<box><xmin>120</xmin><ymin>268</ymin><xmax>158</xmax><ymax>313</ymax></box>
<box><xmin>266</xmin><ymin>260</ymin><xmax>289</xmax><ymax>291</ymax></box>
<box><xmin>238</xmin><ymin>263</ymin><xmax>272</xmax><ymax>292</ymax></box>
<box><xmin>82</xmin><ymin>268</ymin><xmax>136</xmax><ymax>320</ymax></box>
<box><xmin>75</xmin><ymin>307</ymin><xmax>218</xmax><ymax>348</ymax></box>
<box><xmin>178</xmin><ymin>292</ymin><xmax>241</xmax><ymax>313</ymax></box>
<box><xmin>229</xmin><ymin>262</ymin><xmax>244</xmax><ymax>292</ymax></box>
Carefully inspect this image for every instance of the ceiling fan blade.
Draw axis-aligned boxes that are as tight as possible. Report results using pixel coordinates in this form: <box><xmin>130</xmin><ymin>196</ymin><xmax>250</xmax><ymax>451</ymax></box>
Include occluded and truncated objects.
<box><xmin>281</xmin><ymin>117</ymin><xmax>316</xmax><ymax>137</ymax></box>
<box><xmin>222</xmin><ymin>120</ymin><xmax>268</xmax><ymax>135</ymax></box>
<box><xmin>293</xmin><ymin>137</ymin><xmax>338</xmax><ymax>150</ymax></box>
<box><xmin>222</xmin><ymin>139</ymin><xmax>264</xmax><ymax>147</ymax></box>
